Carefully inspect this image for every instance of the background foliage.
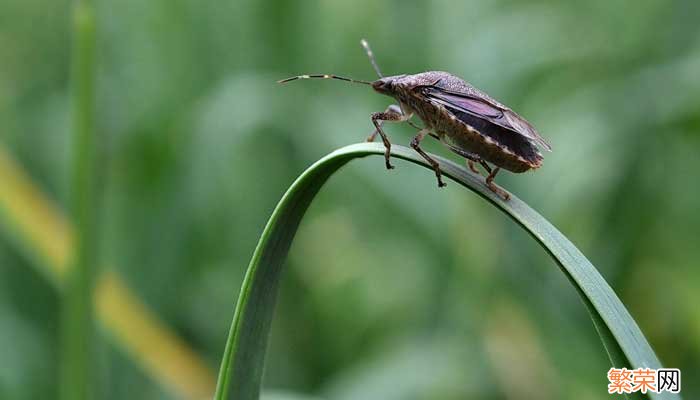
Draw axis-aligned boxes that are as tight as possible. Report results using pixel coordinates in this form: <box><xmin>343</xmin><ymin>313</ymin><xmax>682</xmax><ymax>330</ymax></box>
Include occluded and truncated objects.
<box><xmin>0</xmin><ymin>0</ymin><xmax>698</xmax><ymax>399</ymax></box>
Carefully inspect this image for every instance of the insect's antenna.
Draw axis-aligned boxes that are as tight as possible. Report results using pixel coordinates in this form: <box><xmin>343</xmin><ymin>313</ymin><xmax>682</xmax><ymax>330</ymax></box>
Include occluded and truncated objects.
<box><xmin>360</xmin><ymin>39</ymin><xmax>383</xmax><ymax>78</ymax></box>
<box><xmin>277</xmin><ymin>74</ymin><xmax>372</xmax><ymax>85</ymax></box>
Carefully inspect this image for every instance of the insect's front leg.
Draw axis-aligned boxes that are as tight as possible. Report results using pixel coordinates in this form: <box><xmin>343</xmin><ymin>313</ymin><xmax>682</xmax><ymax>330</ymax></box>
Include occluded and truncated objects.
<box><xmin>371</xmin><ymin>108</ymin><xmax>409</xmax><ymax>170</ymax></box>
<box><xmin>410</xmin><ymin>129</ymin><xmax>446</xmax><ymax>188</ymax></box>
<box><xmin>366</xmin><ymin>105</ymin><xmax>402</xmax><ymax>142</ymax></box>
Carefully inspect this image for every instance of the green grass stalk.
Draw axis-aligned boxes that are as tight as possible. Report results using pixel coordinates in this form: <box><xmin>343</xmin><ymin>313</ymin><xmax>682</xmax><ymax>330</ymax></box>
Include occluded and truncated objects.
<box><xmin>214</xmin><ymin>143</ymin><xmax>674</xmax><ymax>400</ymax></box>
<box><xmin>59</xmin><ymin>1</ymin><xmax>98</xmax><ymax>399</ymax></box>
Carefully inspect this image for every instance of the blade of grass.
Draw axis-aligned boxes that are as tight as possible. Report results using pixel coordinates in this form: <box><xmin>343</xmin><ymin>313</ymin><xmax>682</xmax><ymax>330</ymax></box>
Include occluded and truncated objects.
<box><xmin>0</xmin><ymin>145</ymin><xmax>217</xmax><ymax>399</ymax></box>
<box><xmin>61</xmin><ymin>1</ymin><xmax>98</xmax><ymax>399</ymax></box>
<box><xmin>215</xmin><ymin>142</ymin><xmax>679</xmax><ymax>400</ymax></box>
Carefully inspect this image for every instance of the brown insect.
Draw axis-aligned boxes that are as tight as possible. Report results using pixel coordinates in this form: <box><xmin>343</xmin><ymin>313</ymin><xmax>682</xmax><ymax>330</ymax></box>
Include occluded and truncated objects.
<box><xmin>278</xmin><ymin>39</ymin><xmax>551</xmax><ymax>200</ymax></box>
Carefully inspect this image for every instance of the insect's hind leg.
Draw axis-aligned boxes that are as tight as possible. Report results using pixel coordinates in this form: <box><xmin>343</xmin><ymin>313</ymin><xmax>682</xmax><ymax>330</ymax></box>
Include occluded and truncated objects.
<box><xmin>411</xmin><ymin>129</ymin><xmax>446</xmax><ymax>187</ymax></box>
<box><xmin>371</xmin><ymin>107</ymin><xmax>408</xmax><ymax>170</ymax></box>
<box><xmin>446</xmin><ymin>149</ymin><xmax>508</xmax><ymax>200</ymax></box>
<box><xmin>467</xmin><ymin>161</ymin><xmax>481</xmax><ymax>175</ymax></box>
<box><xmin>366</xmin><ymin>104</ymin><xmax>402</xmax><ymax>142</ymax></box>
<box><xmin>485</xmin><ymin>167</ymin><xmax>510</xmax><ymax>200</ymax></box>
<box><xmin>439</xmin><ymin>142</ymin><xmax>492</xmax><ymax>176</ymax></box>
<box><xmin>470</xmin><ymin>159</ymin><xmax>494</xmax><ymax>176</ymax></box>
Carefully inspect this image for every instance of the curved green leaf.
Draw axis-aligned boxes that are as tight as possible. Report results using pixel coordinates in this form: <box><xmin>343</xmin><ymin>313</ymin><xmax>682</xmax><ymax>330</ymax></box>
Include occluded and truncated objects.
<box><xmin>214</xmin><ymin>143</ymin><xmax>678</xmax><ymax>400</ymax></box>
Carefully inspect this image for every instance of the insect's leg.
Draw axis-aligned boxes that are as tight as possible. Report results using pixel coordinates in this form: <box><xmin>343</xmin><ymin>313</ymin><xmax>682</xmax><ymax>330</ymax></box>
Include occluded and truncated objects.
<box><xmin>440</xmin><ymin>142</ymin><xmax>491</xmax><ymax>176</ymax></box>
<box><xmin>467</xmin><ymin>161</ymin><xmax>480</xmax><ymax>174</ymax></box>
<box><xmin>366</xmin><ymin>125</ymin><xmax>379</xmax><ymax>142</ymax></box>
<box><xmin>407</xmin><ymin>119</ymin><xmax>425</xmax><ymax>131</ymax></box>
<box><xmin>371</xmin><ymin>108</ymin><xmax>407</xmax><ymax>170</ymax></box>
<box><xmin>479</xmin><ymin>160</ymin><xmax>493</xmax><ymax>175</ymax></box>
<box><xmin>367</xmin><ymin>104</ymin><xmax>402</xmax><ymax>142</ymax></box>
<box><xmin>469</xmin><ymin>159</ymin><xmax>494</xmax><ymax>176</ymax></box>
<box><xmin>410</xmin><ymin>129</ymin><xmax>446</xmax><ymax>188</ymax></box>
<box><xmin>485</xmin><ymin>167</ymin><xmax>510</xmax><ymax>200</ymax></box>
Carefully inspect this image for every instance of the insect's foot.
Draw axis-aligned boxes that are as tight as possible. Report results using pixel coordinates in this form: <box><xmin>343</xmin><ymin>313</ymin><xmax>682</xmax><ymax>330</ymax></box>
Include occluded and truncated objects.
<box><xmin>385</xmin><ymin>161</ymin><xmax>395</xmax><ymax>170</ymax></box>
<box><xmin>487</xmin><ymin>183</ymin><xmax>510</xmax><ymax>201</ymax></box>
<box><xmin>438</xmin><ymin>181</ymin><xmax>447</xmax><ymax>188</ymax></box>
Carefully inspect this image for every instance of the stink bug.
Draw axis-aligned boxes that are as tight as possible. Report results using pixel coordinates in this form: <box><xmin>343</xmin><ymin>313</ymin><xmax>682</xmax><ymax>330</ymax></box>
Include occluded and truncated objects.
<box><xmin>278</xmin><ymin>39</ymin><xmax>551</xmax><ymax>200</ymax></box>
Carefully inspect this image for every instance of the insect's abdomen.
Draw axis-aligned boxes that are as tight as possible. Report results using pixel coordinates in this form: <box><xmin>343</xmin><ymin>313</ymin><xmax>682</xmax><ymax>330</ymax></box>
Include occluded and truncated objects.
<box><xmin>411</xmin><ymin>100</ymin><xmax>541</xmax><ymax>173</ymax></box>
<box><xmin>445</xmin><ymin>127</ymin><xmax>536</xmax><ymax>173</ymax></box>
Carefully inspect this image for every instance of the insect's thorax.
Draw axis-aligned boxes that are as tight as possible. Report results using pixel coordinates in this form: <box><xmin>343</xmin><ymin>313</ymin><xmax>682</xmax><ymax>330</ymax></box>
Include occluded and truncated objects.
<box><xmin>394</xmin><ymin>89</ymin><xmax>437</xmax><ymax>127</ymax></box>
<box><xmin>395</xmin><ymin>88</ymin><xmax>452</xmax><ymax>135</ymax></box>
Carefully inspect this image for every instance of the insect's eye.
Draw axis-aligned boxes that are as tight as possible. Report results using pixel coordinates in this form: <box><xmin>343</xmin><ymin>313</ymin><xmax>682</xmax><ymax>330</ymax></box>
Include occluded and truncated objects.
<box><xmin>372</xmin><ymin>79</ymin><xmax>392</xmax><ymax>93</ymax></box>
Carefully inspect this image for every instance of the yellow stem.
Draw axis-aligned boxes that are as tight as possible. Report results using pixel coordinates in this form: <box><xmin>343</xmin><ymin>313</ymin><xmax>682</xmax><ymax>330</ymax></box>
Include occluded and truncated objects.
<box><xmin>0</xmin><ymin>145</ymin><xmax>216</xmax><ymax>399</ymax></box>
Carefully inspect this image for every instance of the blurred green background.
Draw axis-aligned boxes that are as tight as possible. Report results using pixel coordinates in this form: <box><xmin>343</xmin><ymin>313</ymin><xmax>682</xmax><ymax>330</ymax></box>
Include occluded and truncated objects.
<box><xmin>1</xmin><ymin>0</ymin><xmax>699</xmax><ymax>399</ymax></box>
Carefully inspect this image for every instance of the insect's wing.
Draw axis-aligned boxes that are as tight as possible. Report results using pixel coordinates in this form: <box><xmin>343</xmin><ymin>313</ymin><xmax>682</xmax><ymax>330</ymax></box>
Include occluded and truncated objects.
<box><xmin>425</xmin><ymin>88</ymin><xmax>552</xmax><ymax>151</ymax></box>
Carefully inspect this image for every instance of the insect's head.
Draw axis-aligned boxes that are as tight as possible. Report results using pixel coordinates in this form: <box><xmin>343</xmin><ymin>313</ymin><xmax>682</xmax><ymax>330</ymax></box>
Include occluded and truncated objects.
<box><xmin>371</xmin><ymin>77</ymin><xmax>393</xmax><ymax>94</ymax></box>
<box><xmin>371</xmin><ymin>75</ymin><xmax>406</xmax><ymax>96</ymax></box>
